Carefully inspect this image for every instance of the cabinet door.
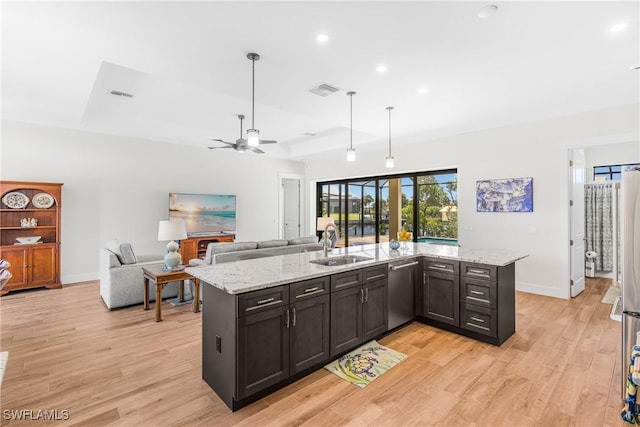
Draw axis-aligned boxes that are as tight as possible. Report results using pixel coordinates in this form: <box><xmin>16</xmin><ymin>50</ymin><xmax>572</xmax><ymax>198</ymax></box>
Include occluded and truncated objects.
<box><xmin>29</xmin><ymin>245</ymin><xmax>57</xmax><ymax>286</ymax></box>
<box><xmin>236</xmin><ymin>305</ymin><xmax>290</xmax><ymax>400</ymax></box>
<box><xmin>362</xmin><ymin>278</ymin><xmax>388</xmax><ymax>341</ymax></box>
<box><xmin>330</xmin><ymin>286</ymin><xmax>363</xmax><ymax>357</ymax></box>
<box><xmin>179</xmin><ymin>240</ymin><xmax>197</xmax><ymax>263</ymax></box>
<box><xmin>290</xmin><ymin>294</ymin><xmax>330</xmax><ymax>374</ymax></box>
<box><xmin>0</xmin><ymin>246</ymin><xmax>28</xmax><ymax>289</ymax></box>
<box><xmin>423</xmin><ymin>270</ymin><xmax>460</xmax><ymax>326</ymax></box>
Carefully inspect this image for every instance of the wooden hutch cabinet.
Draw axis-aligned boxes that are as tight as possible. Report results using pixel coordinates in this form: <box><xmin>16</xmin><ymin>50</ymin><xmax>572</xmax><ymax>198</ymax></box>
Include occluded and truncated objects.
<box><xmin>0</xmin><ymin>181</ymin><xmax>63</xmax><ymax>296</ymax></box>
<box><xmin>179</xmin><ymin>234</ymin><xmax>235</xmax><ymax>262</ymax></box>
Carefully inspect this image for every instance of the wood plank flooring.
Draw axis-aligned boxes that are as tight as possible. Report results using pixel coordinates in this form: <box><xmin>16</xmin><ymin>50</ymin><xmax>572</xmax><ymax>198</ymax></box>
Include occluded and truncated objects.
<box><xmin>0</xmin><ymin>277</ymin><xmax>627</xmax><ymax>426</ymax></box>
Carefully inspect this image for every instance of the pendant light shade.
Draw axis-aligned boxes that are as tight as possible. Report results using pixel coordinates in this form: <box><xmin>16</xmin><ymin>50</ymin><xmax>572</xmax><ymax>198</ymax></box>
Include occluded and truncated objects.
<box><xmin>385</xmin><ymin>106</ymin><xmax>394</xmax><ymax>168</ymax></box>
<box><xmin>347</xmin><ymin>91</ymin><xmax>356</xmax><ymax>162</ymax></box>
<box><xmin>247</xmin><ymin>129</ymin><xmax>260</xmax><ymax>147</ymax></box>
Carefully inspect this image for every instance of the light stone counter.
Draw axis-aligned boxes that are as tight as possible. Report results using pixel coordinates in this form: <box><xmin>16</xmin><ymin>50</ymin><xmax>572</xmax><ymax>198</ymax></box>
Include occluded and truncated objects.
<box><xmin>186</xmin><ymin>243</ymin><xmax>528</xmax><ymax>295</ymax></box>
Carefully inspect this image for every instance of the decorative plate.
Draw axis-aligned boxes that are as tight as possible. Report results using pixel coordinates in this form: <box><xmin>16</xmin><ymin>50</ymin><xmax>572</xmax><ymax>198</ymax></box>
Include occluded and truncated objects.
<box><xmin>32</xmin><ymin>192</ymin><xmax>54</xmax><ymax>209</ymax></box>
<box><xmin>2</xmin><ymin>192</ymin><xmax>29</xmax><ymax>209</ymax></box>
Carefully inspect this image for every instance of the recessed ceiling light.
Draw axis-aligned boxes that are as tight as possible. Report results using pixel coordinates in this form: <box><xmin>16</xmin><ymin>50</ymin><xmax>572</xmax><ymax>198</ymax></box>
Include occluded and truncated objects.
<box><xmin>316</xmin><ymin>34</ymin><xmax>329</xmax><ymax>43</ymax></box>
<box><xmin>610</xmin><ymin>22</ymin><xmax>628</xmax><ymax>32</ymax></box>
<box><xmin>477</xmin><ymin>4</ymin><xmax>498</xmax><ymax>19</ymax></box>
<box><xmin>376</xmin><ymin>65</ymin><xmax>388</xmax><ymax>73</ymax></box>
<box><xmin>417</xmin><ymin>87</ymin><xmax>429</xmax><ymax>94</ymax></box>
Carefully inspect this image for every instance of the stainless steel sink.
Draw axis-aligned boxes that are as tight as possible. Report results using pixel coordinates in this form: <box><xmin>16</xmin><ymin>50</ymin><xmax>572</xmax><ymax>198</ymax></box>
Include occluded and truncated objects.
<box><xmin>309</xmin><ymin>255</ymin><xmax>373</xmax><ymax>266</ymax></box>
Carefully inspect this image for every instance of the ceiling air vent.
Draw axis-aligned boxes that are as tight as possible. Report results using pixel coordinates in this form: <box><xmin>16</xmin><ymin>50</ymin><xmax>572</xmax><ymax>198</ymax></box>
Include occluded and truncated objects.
<box><xmin>309</xmin><ymin>84</ymin><xmax>340</xmax><ymax>97</ymax></box>
<box><xmin>109</xmin><ymin>90</ymin><xmax>134</xmax><ymax>98</ymax></box>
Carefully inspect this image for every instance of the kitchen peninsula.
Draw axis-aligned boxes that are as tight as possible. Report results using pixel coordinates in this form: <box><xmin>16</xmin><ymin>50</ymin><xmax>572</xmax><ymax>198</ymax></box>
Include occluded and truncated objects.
<box><xmin>186</xmin><ymin>243</ymin><xmax>528</xmax><ymax>411</ymax></box>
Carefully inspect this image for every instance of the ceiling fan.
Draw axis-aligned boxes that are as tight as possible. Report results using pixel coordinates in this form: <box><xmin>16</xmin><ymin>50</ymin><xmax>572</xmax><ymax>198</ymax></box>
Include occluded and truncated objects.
<box><xmin>209</xmin><ymin>114</ymin><xmax>274</xmax><ymax>154</ymax></box>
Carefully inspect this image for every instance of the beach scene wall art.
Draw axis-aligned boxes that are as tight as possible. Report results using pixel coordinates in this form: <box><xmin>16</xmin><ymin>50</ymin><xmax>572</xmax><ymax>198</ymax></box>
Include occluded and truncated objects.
<box><xmin>476</xmin><ymin>177</ymin><xmax>533</xmax><ymax>213</ymax></box>
<box><xmin>169</xmin><ymin>193</ymin><xmax>236</xmax><ymax>235</ymax></box>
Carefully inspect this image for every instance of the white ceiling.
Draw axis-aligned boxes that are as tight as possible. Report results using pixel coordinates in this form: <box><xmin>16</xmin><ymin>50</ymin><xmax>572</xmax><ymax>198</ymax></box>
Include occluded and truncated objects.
<box><xmin>2</xmin><ymin>1</ymin><xmax>638</xmax><ymax>161</ymax></box>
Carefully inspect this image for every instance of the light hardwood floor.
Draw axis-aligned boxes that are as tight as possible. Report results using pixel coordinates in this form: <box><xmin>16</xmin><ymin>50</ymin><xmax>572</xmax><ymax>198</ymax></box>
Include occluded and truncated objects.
<box><xmin>0</xmin><ymin>277</ymin><xmax>627</xmax><ymax>426</ymax></box>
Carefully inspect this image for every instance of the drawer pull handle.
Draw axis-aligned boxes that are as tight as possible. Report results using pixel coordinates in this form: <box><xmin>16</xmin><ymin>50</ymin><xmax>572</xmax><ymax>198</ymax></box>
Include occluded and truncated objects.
<box><xmin>429</xmin><ymin>264</ymin><xmax>451</xmax><ymax>271</ymax></box>
<box><xmin>467</xmin><ymin>322</ymin><xmax>490</xmax><ymax>331</ymax></box>
<box><xmin>257</xmin><ymin>297</ymin><xmax>275</xmax><ymax>305</ymax></box>
<box><xmin>470</xmin><ymin>316</ymin><xmax>485</xmax><ymax>323</ymax></box>
<box><xmin>470</xmin><ymin>290</ymin><xmax>485</xmax><ymax>296</ymax></box>
<box><xmin>389</xmin><ymin>261</ymin><xmax>419</xmax><ymax>271</ymax></box>
<box><xmin>246</xmin><ymin>299</ymin><xmax>283</xmax><ymax>312</ymax></box>
<box><xmin>467</xmin><ymin>269</ymin><xmax>489</xmax><ymax>277</ymax></box>
<box><xmin>468</xmin><ymin>296</ymin><xmax>488</xmax><ymax>304</ymax></box>
<box><xmin>304</xmin><ymin>287</ymin><xmax>319</xmax><ymax>293</ymax></box>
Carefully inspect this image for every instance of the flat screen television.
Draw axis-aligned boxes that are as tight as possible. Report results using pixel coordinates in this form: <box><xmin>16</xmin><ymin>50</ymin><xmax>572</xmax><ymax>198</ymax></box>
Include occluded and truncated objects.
<box><xmin>169</xmin><ymin>193</ymin><xmax>236</xmax><ymax>236</ymax></box>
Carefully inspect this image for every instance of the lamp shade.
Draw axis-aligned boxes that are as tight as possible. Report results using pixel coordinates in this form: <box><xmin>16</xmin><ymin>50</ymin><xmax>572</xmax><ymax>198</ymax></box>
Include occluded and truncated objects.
<box><xmin>157</xmin><ymin>220</ymin><xmax>187</xmax><ymax>241</ymax></box>
<box><xmin>316</xmin><ymin>217</ymin><xmax>335</xmax><ymax>231</ymax></box>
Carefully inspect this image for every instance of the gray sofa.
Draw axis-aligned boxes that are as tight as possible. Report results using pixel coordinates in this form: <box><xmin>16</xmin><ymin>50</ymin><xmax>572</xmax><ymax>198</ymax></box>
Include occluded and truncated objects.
<box><xmin>100</xmin><ymin>240</ymin><xmax>180</xmax><ymax>310</ymax></box>
<box><xmin>189</xmin><ymin>236</ymin><xmax>322</xmax><ymax>266</ymax></box>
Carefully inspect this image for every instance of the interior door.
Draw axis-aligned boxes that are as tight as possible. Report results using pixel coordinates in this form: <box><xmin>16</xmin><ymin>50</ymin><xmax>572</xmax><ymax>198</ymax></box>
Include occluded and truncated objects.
<box><xmin>570</xmin><ymin>149</ymin><xmax>586</xmax><ymax>297</ymax></box>
<box><xmin>282</xmin><ymin>178</ymin><xmax>300</xmax><ymax>240</ymax></box>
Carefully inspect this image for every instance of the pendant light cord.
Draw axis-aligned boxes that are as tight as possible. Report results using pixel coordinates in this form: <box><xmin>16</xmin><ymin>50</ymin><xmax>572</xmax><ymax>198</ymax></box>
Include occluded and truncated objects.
<box><xmin>387</xmin><ymin>106</ymin><xmax>393</xmax><ymax>156</ymax></box>
<box><xmin>251</xmin><ymin>58</ymin><xmax>256</xmax><ymax>130</ymax></box>
<box><xmin>350</xmin><ymin>93</ymin><xmax>353</xmax><ymax>150</ymax></box>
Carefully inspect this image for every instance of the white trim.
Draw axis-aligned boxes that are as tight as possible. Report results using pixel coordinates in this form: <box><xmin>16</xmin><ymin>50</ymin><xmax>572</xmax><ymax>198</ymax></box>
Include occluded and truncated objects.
<box><xmin>517</xmin><ymin>281</ymin><xmax>569</xmax><ymax>300</ymax></box>
<box><xmin>61</xmin><ymin>272</ymin><xmax>99</xmax><ymax>285</ymax></box>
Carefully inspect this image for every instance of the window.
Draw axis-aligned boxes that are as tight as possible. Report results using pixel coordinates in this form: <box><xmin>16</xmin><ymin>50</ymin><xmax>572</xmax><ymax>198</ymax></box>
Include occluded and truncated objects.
<box><xmin>317</xmin><ymin>170</ymin><xmax>457</xmax><ymax>247</ymax></box>
<box><xmin>594</xmin><ymin>164</ymin><xmax>640</xmax><ymax>181</ymax></box>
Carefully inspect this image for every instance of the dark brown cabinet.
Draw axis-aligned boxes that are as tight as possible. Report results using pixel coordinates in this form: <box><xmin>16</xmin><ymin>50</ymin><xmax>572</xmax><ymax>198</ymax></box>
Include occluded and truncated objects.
<box><xmin>290</xmin><ymin>293</ymin><xmax>330</xmax><ymax>374</ymax></box>
<box><xmin>330</xmin><ymin>267</ymin><xmax>388</xmax><ymax>357</ymax></box>
<box><xmin>422</xmin><ymin>258</ymin><xmax>460</xmax><ymax>326</ymax></box>
<box><xmin>237</xmin><ymin>304</ymin><xmax>290</xmax><ymax>400</ymax></box>
<box><xmin>459</xmin><ymin>261</ymin><xmax>514</xmax><ymax>345</ymax></box>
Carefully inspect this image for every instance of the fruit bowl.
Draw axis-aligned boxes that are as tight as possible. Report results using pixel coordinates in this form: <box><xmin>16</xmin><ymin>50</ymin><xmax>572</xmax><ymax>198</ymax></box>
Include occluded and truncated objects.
<box><xmin>16</xmin><ymin>236</ymin><xmax>41</xmax><ymax>244</ymax></box>
<box><xmin>397</xmin><ymin>230</ymin><xmax>413</xmax><ymax>242</ymax></box>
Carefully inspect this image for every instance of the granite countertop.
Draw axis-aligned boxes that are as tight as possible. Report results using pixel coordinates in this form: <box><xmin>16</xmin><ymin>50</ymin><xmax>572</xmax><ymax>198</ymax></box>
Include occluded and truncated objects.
<box><xmin>185</xmin><ymin>243</ymin><xmax>528</xmax><ymax>295</ymax></box>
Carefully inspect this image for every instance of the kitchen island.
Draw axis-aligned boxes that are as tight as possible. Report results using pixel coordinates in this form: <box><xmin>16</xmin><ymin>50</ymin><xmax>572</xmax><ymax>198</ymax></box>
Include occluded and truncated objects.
<box><xmin>186</xmin><ymin>243</ymin><xmax>527</xmax><ymax>411</ymax></box>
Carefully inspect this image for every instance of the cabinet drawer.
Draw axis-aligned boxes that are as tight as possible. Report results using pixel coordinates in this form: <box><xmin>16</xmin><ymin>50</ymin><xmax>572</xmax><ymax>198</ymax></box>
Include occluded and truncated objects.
<box><xmin>424</xmin><ymin>258</ymin><xmax>459</xmax><ymax>275</ymax></box>
<box><xmin>238</xmin><ymin>286</ymin><xmax>289</xmax><ymax>317</ymax></box>
<box><xmin>461</xmin><ymin>262</ymin><xmax>496</xmax><ymax>281</ymax></box>
<box><xmin>460</xmin><ymin>304</ymin><xmax>497</xmax><ymax>338</ymax></box>
<box><xmin>290</xmin><ymin>276</ymin><xmax>330</xmax><ymax>300</ymax></box>
<box><xmin>331</xmin><ymin>270</ymin><xmax>362</xmax><ymax>292</ymax></box>
<box><xmin>461</xmin><ymin>277</ymin><xmax>497</xmax><ymax>309</ymax></box>
<box><xmin>362</xmin><ymin>264</ymin><xmax>388</xmax><ymax>283</ymax></box>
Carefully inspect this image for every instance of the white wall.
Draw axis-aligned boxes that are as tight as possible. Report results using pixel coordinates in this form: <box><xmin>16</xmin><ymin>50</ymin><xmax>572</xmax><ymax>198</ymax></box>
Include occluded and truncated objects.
<box><xmin>585</xmin><ymin>141</ymin><xmax>640</xmax><ymax>182</ymax></box>
<box><xmin>1</xmin><ymin>121</ymin><xmax>306</xmax><ymax>284</ymax></box>
<box><xmin>305</xmin><ymin>104</ymin><xmax>640</xmax><ymax>299</ymax></box>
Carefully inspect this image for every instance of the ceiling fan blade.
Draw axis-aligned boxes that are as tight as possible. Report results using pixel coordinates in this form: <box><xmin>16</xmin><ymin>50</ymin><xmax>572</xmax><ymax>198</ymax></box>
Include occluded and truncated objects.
<box><xmin>258</xmin><ymin>140</ymin><xmax>278</xmax><ymax>144</ymax></box>
<box><xmin>211</xmin><ymin>138</ymin><xmax>231</xmax><ymax>143</ymax></box>
<box><xmin>208</xmin><ymin>145</ymin><xmax>234</xmax><ymax>150</ymax></box>
<box><xmin>249</xmin><ymin>147</ymin><xmax>265</xmax><ymax>154</ymax></box>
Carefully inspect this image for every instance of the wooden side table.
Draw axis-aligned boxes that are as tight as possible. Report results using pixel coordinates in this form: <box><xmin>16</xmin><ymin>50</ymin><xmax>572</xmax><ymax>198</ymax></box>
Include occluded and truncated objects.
<box><xmin>142</xmin><ymin>265</ymin><xmax>200</xmax><ymax>322</ymax></box>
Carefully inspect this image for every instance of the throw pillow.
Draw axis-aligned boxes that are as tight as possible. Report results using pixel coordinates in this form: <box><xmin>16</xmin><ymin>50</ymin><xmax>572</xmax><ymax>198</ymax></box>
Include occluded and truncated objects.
<box><xmin>105</xmin><ymin>240</ymin><xmax>138</xmax><ymax>265</ymax></box>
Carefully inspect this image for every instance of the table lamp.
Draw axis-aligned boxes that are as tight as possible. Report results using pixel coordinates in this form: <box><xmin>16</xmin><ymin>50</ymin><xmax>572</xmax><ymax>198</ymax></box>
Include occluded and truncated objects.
<box><xmin>157</xmin><ymin>220</ymin><xmax>187</xmax><ymax>269</ymax></box>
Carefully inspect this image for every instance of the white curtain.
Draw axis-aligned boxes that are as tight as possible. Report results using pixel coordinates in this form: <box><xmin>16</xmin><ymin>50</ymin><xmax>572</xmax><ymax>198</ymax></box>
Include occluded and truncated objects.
<box><xmin>585</xmin><ymin>184</ymin><xmax>614</xmax><ymax>271</ymax></box>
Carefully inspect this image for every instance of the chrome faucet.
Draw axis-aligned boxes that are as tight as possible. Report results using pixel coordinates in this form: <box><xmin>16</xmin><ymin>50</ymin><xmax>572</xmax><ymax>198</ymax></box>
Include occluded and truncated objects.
<box><xmin>323</xmin><ymin>223</ymin><xmax>337</xmax><ymax>257</ymax></box>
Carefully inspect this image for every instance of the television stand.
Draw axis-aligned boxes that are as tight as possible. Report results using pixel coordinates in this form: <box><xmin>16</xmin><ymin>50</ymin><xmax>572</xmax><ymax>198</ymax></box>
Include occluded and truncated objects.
<box><xmin>179</xmin><ymin>234</ymin><xmax>235</xmax><ymax>262</ymax></box>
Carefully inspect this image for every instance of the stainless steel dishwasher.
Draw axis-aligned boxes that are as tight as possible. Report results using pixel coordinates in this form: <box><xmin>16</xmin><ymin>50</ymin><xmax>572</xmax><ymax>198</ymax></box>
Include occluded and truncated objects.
<box><xmin>388</xmin><ymin>259</ymin><xmax>419</xmax><ymax>329</ymax></box>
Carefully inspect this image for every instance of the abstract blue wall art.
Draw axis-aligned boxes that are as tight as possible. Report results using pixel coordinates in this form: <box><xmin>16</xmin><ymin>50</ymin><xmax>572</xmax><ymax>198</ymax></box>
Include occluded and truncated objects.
<box><xmin>476</xmin><ymin>177</ymin><xmax>533</xmax><ymax>212</ymax></box>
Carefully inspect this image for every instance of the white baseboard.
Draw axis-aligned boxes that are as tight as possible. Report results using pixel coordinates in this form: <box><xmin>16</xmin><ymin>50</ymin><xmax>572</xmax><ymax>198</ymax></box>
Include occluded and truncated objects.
<box><xmin>516</xmin><ymin>281</ymin><xmax>569</xmax><ymax>300</ymax></box>
<box><xmin>61</xmin><ymin>273</ymin><xmax>99</xmax><ymax>285</ymax></box>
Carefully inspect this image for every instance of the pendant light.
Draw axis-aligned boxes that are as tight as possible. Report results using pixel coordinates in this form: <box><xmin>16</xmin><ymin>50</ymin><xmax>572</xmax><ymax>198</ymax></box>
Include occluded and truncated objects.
<box><xmin>346</xmin><ymin>91</ymin><xmax>356</xmax><ymax>162</ymax></box>
<box><xmin>247</xmin><ymin>52</ymin><xmax>261</xmax><ymax>147</ymax></box>
<box><xmin>385</xmin><ymin>106</ymin><xmax>395</xmax><ymax>168</ymax></box>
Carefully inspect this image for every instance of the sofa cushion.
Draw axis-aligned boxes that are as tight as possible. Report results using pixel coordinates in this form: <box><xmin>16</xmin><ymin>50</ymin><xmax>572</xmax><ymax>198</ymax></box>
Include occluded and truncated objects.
<box><xmin>257</xmin><ymin>239</ymin><xmax>289</xmax><ymax>249</ymax></box>
<box><xmin>105</xmin><ymin>240</ymin><xmax>138</xmax><ymax>265</ymax></box>
<box><xmin>209</xmin><ymin>242</ymin><xmax>258</xmax><ymax>254</ymax></box>
<box><xmin>288</xmin><ymin>235</ymin><xmax>319</xmax><ymax>245</ymax></box>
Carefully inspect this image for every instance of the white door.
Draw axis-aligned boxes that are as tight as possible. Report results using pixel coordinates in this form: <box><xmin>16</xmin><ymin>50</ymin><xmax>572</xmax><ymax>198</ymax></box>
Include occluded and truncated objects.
<box><xmin>282</xmin><ymin>178</ymin><xmax>300</xmax><ymax>239</ymax></box>
<box><xmin>570</xmin><ymin>149</ymin><xmax>586</xmax><ymax>297</ymax></box>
